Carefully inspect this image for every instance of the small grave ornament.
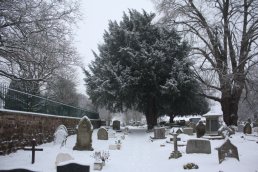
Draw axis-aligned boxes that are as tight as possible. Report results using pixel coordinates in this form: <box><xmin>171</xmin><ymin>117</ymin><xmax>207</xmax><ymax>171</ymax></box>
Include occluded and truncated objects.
<box><xmin>92</xmin><ymin>151</ymin><xmax>110</xmax><ymax>170</ymax></box>
<box><xmin>217</xmin><ymin>139</ymin><xmax>239</xmax><ymax>164</ymax></box>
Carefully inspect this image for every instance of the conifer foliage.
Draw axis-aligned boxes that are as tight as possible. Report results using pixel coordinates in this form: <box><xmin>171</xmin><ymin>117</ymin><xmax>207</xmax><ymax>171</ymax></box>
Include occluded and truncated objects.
<box><xmin>84</xmin><ymin>9</ymin><xmax>208</xmax><ymax>129</ymax></box>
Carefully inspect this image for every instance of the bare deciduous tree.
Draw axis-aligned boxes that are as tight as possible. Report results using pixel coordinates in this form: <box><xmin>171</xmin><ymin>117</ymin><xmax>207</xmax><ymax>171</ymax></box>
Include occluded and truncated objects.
<box><xmin>0</xmin><ymin>0</ymin><xmax>80</xmax><ymax>81</ymax></box>
<box><xmin>154</xmin><ymin>0</ymin><xmax>258</xmax><ymax>125</ymax></box>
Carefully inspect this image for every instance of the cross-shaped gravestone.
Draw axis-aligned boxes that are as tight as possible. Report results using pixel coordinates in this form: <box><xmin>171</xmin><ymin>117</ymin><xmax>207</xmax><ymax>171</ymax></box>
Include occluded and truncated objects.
<box><xmin>169</xmin><ymin>134</ymin><xmax>182</xmax><ymax>159</ymax></box>
<box><xmin>24</xmin><ymin>139</ymin><xmax>43</xmax><ymax>164</ymax></box>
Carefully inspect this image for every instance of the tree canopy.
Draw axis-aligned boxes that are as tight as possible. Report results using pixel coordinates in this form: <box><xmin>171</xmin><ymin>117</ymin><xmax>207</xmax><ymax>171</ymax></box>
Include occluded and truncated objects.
<box><xmin>155</xmin><ymin>0</ymin><xmax>258</xmax><ymax>125</ymax></box>
<box><xmin>84</xmin><ymin>9</ymin><xmax>208</xmax><ymax>129</ymax></box>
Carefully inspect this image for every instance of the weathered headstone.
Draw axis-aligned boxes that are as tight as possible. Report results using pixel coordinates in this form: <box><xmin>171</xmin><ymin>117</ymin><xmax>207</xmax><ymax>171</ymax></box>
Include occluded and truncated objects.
<box><xmin>169</xmin><ymin>134</ymin><xmax>182</xmax><ymax>159</ymax></box>
<box><xmin>23</xmin><ymin>139</ymin><xmax>43</xmax><ymax>164</ymax></box>
<box><xmin>97</xmin><ymin>127</ymin><xmax>108</xmax><ymax>140</ymax></box>
<box><xmin>54</xmin><ymin>125</ymin><xmax>68</xmax><ymax>146</ymax></box>
<box><xmin>187</xmin><ymin>122</ymin><xmax>196</xmax><ymax>133</ymax></box>
<box><xmin>112</xmin><ymin>120</ymin><xmax>120</xmax><ymax>130</ymax></box>
<box><xmin>186</xmin><ymin>139</ymin><xmax>211</xmax><ymax>154</ymax></box>
<box><xmin>57</xmin><ymin>163</ymin><xmax>90</xmax><ymax>172</ymax></box>
<box><xmin>243</xmin><ymin>122</ymin><xmax>252</xmax><ymax>134</ymax></box>
<box><xmin>183</xmin><ymin>127</ymin><xmax>193</xmax><ymax>135</ymax></box>
<box><xmin>55</xmin><ymin>153</ymin><xmax>74</xmax><ymax>166</ymax></box>
<box><xmin>237</xmin><ymin>124</ymin><xmax>244</xmax><ymax>133</ymax></box>
<box><xmin>217</xmin><ymin>139</ymin><xmax>239</xmax><ymax>164</ymax></box>
<box><xmin>73</xmin><ymin>116</ymin><xmax>94</xmax><ymax>151</ymax></box>
<box><xmin>196</xmin><ymin>121</ymin><xmax>206</xmax><ymax>138</ymax></box>
<box><xmin>153</xmin><ymin>127</ymin><xmax>166</xmax><ymax>139</ymax></box>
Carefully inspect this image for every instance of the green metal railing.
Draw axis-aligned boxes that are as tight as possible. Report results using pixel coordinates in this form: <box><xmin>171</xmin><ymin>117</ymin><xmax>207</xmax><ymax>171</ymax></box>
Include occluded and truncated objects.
<box><xmin>0</xmin><ymin>84</ymin><xmax>99</xmax><ymax>119</ymax></box>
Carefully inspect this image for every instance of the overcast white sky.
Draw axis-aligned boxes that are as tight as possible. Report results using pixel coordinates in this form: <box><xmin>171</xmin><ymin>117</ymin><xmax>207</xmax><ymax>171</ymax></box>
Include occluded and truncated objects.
<box><xmin>74</xmin><ymin>0</ymin><xmax>155</xmax><ymax>94</ymax></box>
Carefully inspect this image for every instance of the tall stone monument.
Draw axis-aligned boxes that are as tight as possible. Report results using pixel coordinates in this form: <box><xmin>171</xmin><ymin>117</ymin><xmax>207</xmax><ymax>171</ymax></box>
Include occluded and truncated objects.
<box><xmin>73</xmin><ymin>116</ymin><xmax>94</xmax><ymax>151</ymax></box>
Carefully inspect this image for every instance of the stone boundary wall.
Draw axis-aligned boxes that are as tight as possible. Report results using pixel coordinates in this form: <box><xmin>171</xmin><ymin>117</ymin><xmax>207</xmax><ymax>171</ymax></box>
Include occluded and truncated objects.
<box><xmin>0</xmin><ymin>109</ymin><xmax>101</xmax><ymax>155</ymax></box>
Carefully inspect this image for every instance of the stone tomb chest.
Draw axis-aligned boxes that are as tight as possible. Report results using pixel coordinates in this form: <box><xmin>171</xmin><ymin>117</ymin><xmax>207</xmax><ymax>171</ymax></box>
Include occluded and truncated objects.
<box><xmin>203</xmin><ymin>113</ymin><xmax>222</xmax><ymax>135</ymax></box>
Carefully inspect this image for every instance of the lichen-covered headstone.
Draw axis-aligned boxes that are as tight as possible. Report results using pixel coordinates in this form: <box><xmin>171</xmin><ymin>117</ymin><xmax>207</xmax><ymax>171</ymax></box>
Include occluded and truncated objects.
<box><xmin>196</xmin><ymin>121</ymin><xmax>206</xmax><ymax>138</ymax></box>
<box><xmin>73</xmin><ymin>116</ymin><xmax>93</xmax><ymax>151</ymax></box>
<box><xmin>54</xmin><ymin>125</ymin><xmax>68</xmax><ymax>146</ymax></box>
<box><xmin>97</xmin><ymin>127</ymin><xmax>108</xmax><ymax>140</ymax></box>
<box><xmin>243</xmin><ymin>123</ymin><xmax>252</xmax><ymax>134</ymax></box>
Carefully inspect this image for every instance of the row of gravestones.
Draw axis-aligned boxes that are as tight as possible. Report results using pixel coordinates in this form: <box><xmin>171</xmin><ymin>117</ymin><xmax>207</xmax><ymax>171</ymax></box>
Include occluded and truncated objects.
<box><xmin>168</xmin><ymin>129</ymin><xmax>239</xmax><ymax>164</ymax></box>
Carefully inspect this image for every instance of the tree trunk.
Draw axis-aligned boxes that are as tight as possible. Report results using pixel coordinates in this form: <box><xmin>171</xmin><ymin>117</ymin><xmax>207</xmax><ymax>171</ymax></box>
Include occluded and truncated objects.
<box><xmin>220</xmin><ymin>84</ymin><xmax>243</xmax><ymax>126</ymax></box>
<box><xmin>221</xmin><ymin>96</ymin><xmax>238</xmax><ymax>126</ymax></box>
<box><xmin>145</xmin><ymin>96</ymin><xmax>157</xmax><ymax>130</ymax></box>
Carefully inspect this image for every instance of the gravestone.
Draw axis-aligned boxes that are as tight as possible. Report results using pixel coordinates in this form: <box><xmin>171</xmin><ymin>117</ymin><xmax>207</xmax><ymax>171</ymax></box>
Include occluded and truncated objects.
<box><xmin>183</xmin><ymin>127</ymin><xmax>193</xmax><ymax>135</ymax></box>
<box><xmin>196</xmin><ymin>121</ymin><xmax>206</xmax><ymax>138</ymax></box>
<box><xmin>237</xmin><ymin>124</ymin><xmax>244</xmax><ymax>133</ymax></box>
<box><xmin>112</xmin><ymin>120</ymin><xmax>120</xmax><ymax>130</ymax></box>
<box><xmin>57</xmin><ymin>163</ymin><xmax>90</xmax><ymax>172</ymax></box>
<box><xmin>217</xmin><ymin>139</ymin><xmax>239</xmax><ymax>164</ymax></box>
<box><xmin>73</xmin><ymin>116</ymin><xmax>94</xmax><ymax>151</ymax></box>
<box><xmin>55</xmin><ymin>153</ymin><xmax>74</xmax><ymax>166</ymax></box>
<box><xmin>153</xmin><ymin>127</ymin><xmax>166</xmax><ymax>139</ymax></box>
<box><xmin>169</xmin><ymin>134</ymin><xmax>182</xmax><ymax>159</ymax></box>
<box><xmin>186</xmin><ymin>139</ymin><xmax>211</xmax><ymax>154</ymax></box>
<box><xmin>97</xmin><ymin>127</ymin><xmax>108</xmax><ymax>140</ymax></box>
<box><xmin>23</xmin><ymin>139</ymin><xmax>43</xmax><ymax>164</ymax></box>
<box><xmin>243</xmin><ymin>123</ymin><xmax>252</xmax><ymax>134</ymax></box>
<box><xmin>187</xmin><ymin>122</ymin><xmax>196</xmax><ymax>133</ymax></box>
<box><xmin>54</xmin><ymin>125</ymin><xmax>68</xmax><ymax>145</ymax></box>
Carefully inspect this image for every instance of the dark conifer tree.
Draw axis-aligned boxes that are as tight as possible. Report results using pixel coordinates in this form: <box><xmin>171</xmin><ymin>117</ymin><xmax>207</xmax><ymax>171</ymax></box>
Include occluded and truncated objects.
<box><xmin>84</xmin><ymin>9</ymin><xmax>208</xmax><ymax>129</ymax></box>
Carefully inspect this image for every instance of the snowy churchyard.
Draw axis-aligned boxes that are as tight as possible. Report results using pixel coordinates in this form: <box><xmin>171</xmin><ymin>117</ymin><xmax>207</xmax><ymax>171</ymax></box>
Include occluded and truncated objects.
<box><xmin>0</xmin><ymin>123</ymin><xmax>258</xmax><ymax>172</ymax></box>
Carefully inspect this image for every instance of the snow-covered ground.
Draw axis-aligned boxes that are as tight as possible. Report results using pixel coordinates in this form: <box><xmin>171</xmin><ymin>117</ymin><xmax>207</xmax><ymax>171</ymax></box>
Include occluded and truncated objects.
<box><xmin>0</xmin><ymin>126</ymin><xmax>258</xmax><ymax>172</ymax></box>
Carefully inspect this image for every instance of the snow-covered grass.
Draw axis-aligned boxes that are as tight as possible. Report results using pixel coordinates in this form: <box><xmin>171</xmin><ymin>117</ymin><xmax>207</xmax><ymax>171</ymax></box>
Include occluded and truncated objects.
<box><xmin>0</xmin><ymin>126</ymin><xmax>258</xmax><ymax>172</ymax></box>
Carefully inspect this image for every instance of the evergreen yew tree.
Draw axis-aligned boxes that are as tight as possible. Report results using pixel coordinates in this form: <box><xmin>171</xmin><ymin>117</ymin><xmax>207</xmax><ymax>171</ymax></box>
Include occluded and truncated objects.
<box><xmin>84</xmin><ymin>9</ymin><xmax>208</xmax><ymax>129</ymax></box>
